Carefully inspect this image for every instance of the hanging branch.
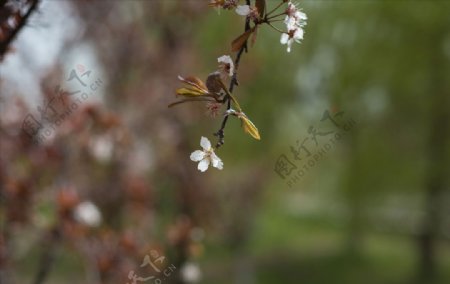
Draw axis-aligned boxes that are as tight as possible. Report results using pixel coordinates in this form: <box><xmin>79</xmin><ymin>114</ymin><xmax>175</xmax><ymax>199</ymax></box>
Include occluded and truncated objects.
<box><xmin>170</xmin><ymin>0</ymin><xmax>308</xmax><ymax>172</ymax></box>
<box><xmin>214</xmin><ymin>0</ymin><xmax>252</xmax><ymax>148</ymax></box>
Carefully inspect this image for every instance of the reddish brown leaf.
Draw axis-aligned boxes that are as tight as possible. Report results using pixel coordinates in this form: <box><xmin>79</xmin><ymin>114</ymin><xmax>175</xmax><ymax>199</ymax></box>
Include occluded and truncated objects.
<box><xmin>177</xmin><ymin>75</ymin><xmax>207</xmax><ymax>91</ymax></box>
<box><xmin>255</xmin><ymin>0</ymin><xmax>266</xmax><ymax>18</ymax></box>
<box><xmin>231</xmin><ymin>27</ymin><xmax>256</xmax><ymax>52</ymax></box>
<box><xmin>250</xmin><ymin>26</ymin><xmax>258</xmax><ymax>47</ymax></box>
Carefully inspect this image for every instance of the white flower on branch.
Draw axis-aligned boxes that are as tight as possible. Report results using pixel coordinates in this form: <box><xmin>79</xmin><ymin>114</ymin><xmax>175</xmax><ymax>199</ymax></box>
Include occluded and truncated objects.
<box><xmin>235</xmin><ymin>5</ymin><xmax>251</xmax><ymax>16</ymax></box>
<box><xmin>180</xmin><ymin>261</ymin><xmax>202</xmax><ymax>283</ymax></box>
<box><xmin>217</xmin><ymin>55</ymin><xmax>234</xmax><ymax>79</ymax></box>
<box><xmin>280</xmin><ymin>28</ymin><xmax>304</xmax><ymax>53</ymax></box>
<box><xmin>284</xmin><ymin>1</ymin><xmax>307</xmax><ymax>29</ymax></box>
<box><xmin>74</xmin><ymin>201</ymin><xmax>102</xmax><ymax>227</ymax></box>
<box><xmin>235</xmin><ymin>4</ymin><xmax>260</xmax><ymax>21</ymax></box>
<box><xmin>89</xmin><ymin>134</ymin><xmax>114</xmax><ymax>162</ymax></box>
<box><xmin>190</xmin><ymin>137</ymin><xmax>223</xmax><ymax>172</ymax></box>
<box><xmin>279</xmin><ymin>1</ymin><xmax>307</xmax><ymax>53</ymax></box>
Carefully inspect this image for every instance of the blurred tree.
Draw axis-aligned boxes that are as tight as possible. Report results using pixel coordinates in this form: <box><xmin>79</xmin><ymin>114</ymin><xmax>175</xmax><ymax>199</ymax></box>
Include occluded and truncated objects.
<box><xmin>418</xmin><ymin>23</ymin><xmax>450</xmax><ymax>282</ymax></box>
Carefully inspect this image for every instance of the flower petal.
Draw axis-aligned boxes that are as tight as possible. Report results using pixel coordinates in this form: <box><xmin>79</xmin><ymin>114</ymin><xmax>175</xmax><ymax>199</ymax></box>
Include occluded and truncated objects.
<box><xmin>280</xmin><ymin>33</ymin><xmax>289</xmax><ymax>45</ymax></box>
<box><xmin>200</xmin><ymin>136</ymin><xmax>211</xmax><ymax>150</ymax></box>
<box><xmin>217</xmin><ymin>55</ymin><xmax>234</xmax><ymax>77</ymax></box>
<box><xmin>198</xmin><ymin>158</ymin><xmax>210</xmax><ymax>172</ymax></box>
<box><xmin>211</xmin><ymin>153</ymin><xmax>223</xmax><ymax>170</ymax></box>
<box><xmin>235</xmin><ymin>5</ymin><xmax>250</xmax><ymax>16</ymax></box>
<box><xmin>284</xmin><ymin>16</ymin><xmax>296</xmax><ymax>30</ymax></box>
<box><xmin>287</xmin><ymin>41</ymin><xmax>292</xmax><ymax>52</ymax></box>
<box><xmin>190</xmin><ymin>150</ymin><xmax>205</xmax><ymax>162</ymax></box>
<box><xmin>296</xmin><ymin>11</ymin><xmax>307</xmax><ymax>20</ymax></box>
<box><xmin>217</xmin><ymin>55</ymin><xmax>233</xmax><ymax>65</ymax></box>
<box><xmin>294</xmin><ymin>28</ymin><xmax>304</xmax><ymax>41</ymax></box>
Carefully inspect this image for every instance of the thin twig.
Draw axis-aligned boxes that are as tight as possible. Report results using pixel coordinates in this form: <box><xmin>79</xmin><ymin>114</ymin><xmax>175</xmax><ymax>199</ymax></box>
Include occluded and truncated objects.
<box><xmin>266</xmin><ymin>22</ymin><xmax>284</xmax><ymax>34</ymax></box>
<box><xmin>266</xmin><ymin>11</ymin><xmax>286</xmax><ymax>21</ymax></box>
<box><xmin>265</xmin><ymin>0</ymin><xmax>285</xmax><ymax>18</ymax></box>
<box><xmin>0</xmin><ymin>0</ymin><xmax>40</xmax><ymax>59</ymax></box>
<box><xmin>267</xmin><ymin>18</ymin><xmax>285</xmax><ymax>23</ymax></box>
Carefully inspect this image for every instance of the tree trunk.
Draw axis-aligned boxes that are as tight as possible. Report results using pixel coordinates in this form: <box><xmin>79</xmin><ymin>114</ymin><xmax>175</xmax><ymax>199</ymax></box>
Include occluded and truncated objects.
<box><xmin>417</xmin><ymin>30</ymin><xmax>449</xmax><ymax>283</ymax></box>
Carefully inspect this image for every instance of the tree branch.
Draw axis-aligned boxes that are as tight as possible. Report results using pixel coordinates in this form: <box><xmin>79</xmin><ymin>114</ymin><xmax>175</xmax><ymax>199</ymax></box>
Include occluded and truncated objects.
<box><xmin>0</xmin><ymin>0</ymin><xmax>40</xmax><ymax>60</ymax></box>
<box><xmin>214</xmin><ymin>0</ymin><xmax>251</xmax><ymax>149</ymax></box>
<box><xmin>32</xmin><ymin>226</ymin><xmax>61</xmax><ymax>284</ymax></box>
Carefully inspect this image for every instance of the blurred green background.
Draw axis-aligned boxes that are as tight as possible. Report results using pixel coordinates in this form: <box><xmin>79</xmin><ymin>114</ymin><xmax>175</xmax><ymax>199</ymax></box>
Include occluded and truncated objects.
<box><xmin>1</xmin><ymin>1</ymin><xmax>449</xmax><ymax>284</ymax></box>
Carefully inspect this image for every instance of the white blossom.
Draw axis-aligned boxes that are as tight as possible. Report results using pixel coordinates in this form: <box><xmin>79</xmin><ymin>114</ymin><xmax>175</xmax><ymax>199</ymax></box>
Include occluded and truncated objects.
<box><xmin>190</xmin><ymin>137</ymin><xmax>223</xmax><ymax>172</ymax></box>
<box><xmin>280</xmin><ymin>1</ymin><xmax>308</xmax><ymax>52</ymax></box>
<box><xmin>284</xmin><ymin>2</ymin><xmax>307</xmax><ymax>30</ymax></box>
<box><xmin>235</xmin><ymin>4</ymin><xmax>260</xmax><ymax>21</ymax></box>
<box><xmin>89</xmin><ymin>135</ymin><xmax>114</xmax><ymax>162</ymax></box>
<box><xmin>74</xmin><ymin>201</ymin><xmax>102</xmax><ymax>227</ymax></box>
<box><xmin>280</xmin><ymin>28</ymin><xmax>304</xmax><ymax>53</ymax></box>
<box><xmin>280</xmin><ymin>2</ymin><xmax>307</xmax><ymax>53</ymax></box>
<box><xmin>235</xmin><ymin>5</ymin><xmax>251</xmax><ymax>16</ymax></box>
<box><xmin>284</xmin><ymin>13</ymin><xmax>307</xmax><ymax>30</ymax></box>
<box><xmin>180</xmin><ymin>262</ymin><xmax>202</xmax><ymax>283</ymax></box>
<box><xmin>217</xmin><ymin>55</ymin><xmax>234</xmax><ymax>78</ymax></box>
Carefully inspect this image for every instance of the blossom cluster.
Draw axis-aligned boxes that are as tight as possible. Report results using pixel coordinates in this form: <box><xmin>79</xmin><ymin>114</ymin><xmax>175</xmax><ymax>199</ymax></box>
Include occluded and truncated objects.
<box><xmin>281</xmin><ymin>2</ymin><xmax>307</xmax><ymax>52</ymax></box>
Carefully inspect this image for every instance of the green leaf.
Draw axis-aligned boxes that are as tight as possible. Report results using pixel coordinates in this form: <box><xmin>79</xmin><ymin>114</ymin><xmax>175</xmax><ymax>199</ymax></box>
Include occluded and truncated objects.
<box><xmin>176</xmin><ymin>87</ymin><xmax>208</xmax><ymax>97</ymax></box>
<box><xmin>239</xmin><ymin>113</ymin><xmax>261</xmax><ymax>140</ymax></box>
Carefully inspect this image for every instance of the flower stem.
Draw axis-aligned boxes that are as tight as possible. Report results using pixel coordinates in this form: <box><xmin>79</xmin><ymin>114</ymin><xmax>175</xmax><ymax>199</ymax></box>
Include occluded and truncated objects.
<box><xmin>266</xmin><ymin>11</ymin><xmax>286</xmax><ymax>21</ymax></box>
<box><xmin>267</xmin><ymin>18</ymin><xmax>285</xmax><ymax>23</ymax></box>
<box><xmin>265</xmin><ymin>0</ymin><xmax>285</xmax><ymax>18</ymax></box>
<box><xmin>266</xmin><ymin>22</ymin><xmax>284</xmax><ymax>34</ymax></box>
